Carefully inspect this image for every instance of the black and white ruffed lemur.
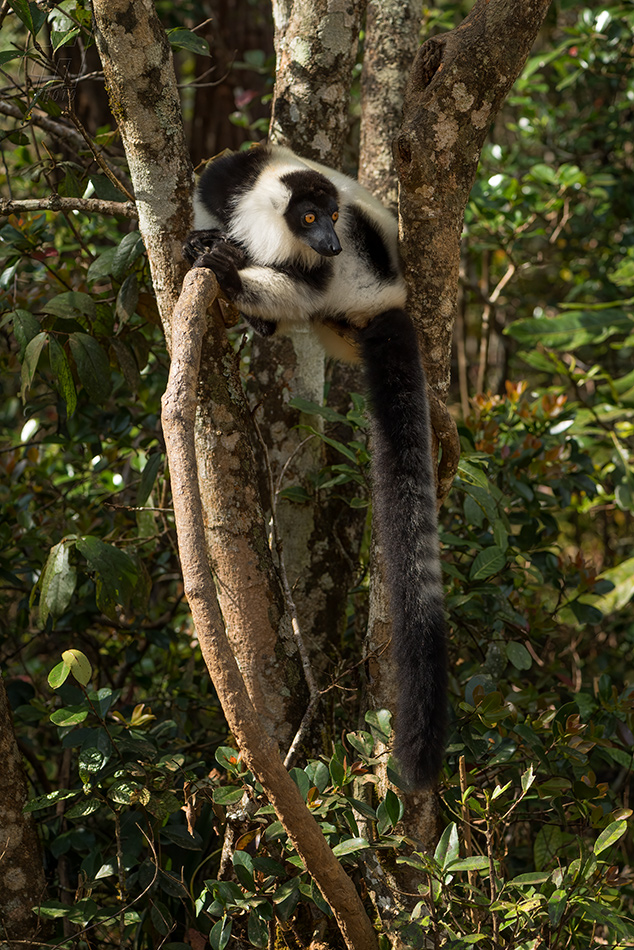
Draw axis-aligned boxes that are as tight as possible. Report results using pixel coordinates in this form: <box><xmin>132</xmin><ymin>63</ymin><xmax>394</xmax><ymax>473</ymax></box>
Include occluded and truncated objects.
<box><xmin>182</xmin><ymin>145</ymin><xmax>447</xmax><ymax>788</ymax></box>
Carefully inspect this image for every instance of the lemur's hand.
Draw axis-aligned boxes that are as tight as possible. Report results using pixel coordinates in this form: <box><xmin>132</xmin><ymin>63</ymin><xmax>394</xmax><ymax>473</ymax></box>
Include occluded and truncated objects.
<box><xmin>182</xmin><ymin>232</ymin><xmax>247</xmax><ymax>299</ymax></box>
<box><xmin>198</xmin><ymin>241</ymin><xmax>246</xmax><ymax>298</ymax></box>
<box><xmin>182</xmin><ymin>228</ymin><xmax>226</xmax><ymax>266</ymax></box>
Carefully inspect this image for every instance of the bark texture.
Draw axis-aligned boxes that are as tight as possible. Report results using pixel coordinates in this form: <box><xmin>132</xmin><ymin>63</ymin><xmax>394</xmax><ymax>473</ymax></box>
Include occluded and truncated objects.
<box><xmin>0</xmin><ymin>676</ymin><xmax>47</xmax><ymax>949</ymax></box>
<box><xmin>92</xmin><ymin>0</ymin><xmax>193</xmax><ymax>350</ymax></box>
<box><xmin>396</xmin><ymin>0</ymin><xmax>553</xmax><ymax>409</ymax></box>
<box><xmin>358</xmin><ymin>0</ymin><xmax>420</xmax><ymax>210</ymax></box>
<box><xmin>161</xmin><ymin>269</ymin><xmax>378</xmax><ymax>950</ymax></box>
<box><xmin>196</xmin><ymin>313</ymin><xmax>309</xmax><ymax>746</ymax></box>
<box><xmin>269</xmin><ymin>0</ymin><xmax>366</xmax><ymax>164</ymax></box>
<box><xmin>92</xmin><ymin>0</ymin><xmax>306</xmax><ymax>739</ymax></box>
<box><xmin>245</xmin><ymin>0</ymin><xmax>368</xmax><ymax>687</ymax></box>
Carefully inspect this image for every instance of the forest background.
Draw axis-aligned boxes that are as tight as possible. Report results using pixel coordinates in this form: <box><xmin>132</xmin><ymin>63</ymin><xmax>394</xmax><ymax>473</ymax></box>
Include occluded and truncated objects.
<box><xmin>2</xmin><ymin>1</ymin><xmax>634</xmax><ymax>949</ymax></box>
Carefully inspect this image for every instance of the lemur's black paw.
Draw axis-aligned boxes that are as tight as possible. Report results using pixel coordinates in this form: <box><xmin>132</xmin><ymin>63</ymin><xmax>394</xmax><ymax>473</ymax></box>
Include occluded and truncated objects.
<box><xmin>196</xmin><ymin>241</ymin><xmax>246</xmax><ymax>297</ymax></box>
<box><xmin>182</xmin><ymin>228</ymin><xmax>226</xmax><ymax>266</ymax></box>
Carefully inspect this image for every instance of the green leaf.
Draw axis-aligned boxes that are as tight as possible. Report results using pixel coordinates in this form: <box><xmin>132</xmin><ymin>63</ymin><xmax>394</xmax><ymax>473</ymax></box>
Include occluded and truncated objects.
<box><xmin>278</xmin><ymin>485</ymin><xmax>312</xmax><ymax>504</ymax></box>
<box><xmin>593</xmin><ymin>819</ymin><xmax>628</xmax><ymax>856</ymax></box>
<box><xmin>20</xmin><ymin>331</ymin><xmax>47</xmax><ymax>400</ymax></box>
<box><xmin>521</xmin><ymin>764</ymin><xmax>535</xmax><ymax>794</ymax></box>
<box><xmin>39</xmin><ymin>540</ymin><xmax>77</xmax><ymax>627</ymax></box>
<box><xmin>50</xmin><ymin>28</ymin><xmax>80</xmax><ymax>51</ymax></box>
<box><xmin>435</xmin><ymin>822</ymin><xmax>459</xmax><ymax>869</ymax></box>
<box><xmin>48</xmin><ymin>661</ymin><xmax>70</xmax><ymax>689</ymax></box>
<box><xmin>76</xmin><ymin>537</ymin><xmax>138</xmax><ymax>619</ymax></box>
<box><xmin>213</xmin><ymin>786</ymin><xmax>245</xmax><ymax>806</ymax></box>
<box><xmin>365</xmin><ymin>708</ymin><xmax>392</xmax><ymax>742</ymax></box>
<box><xmin>232</xmin><ymin>851</ymin><xmax>255</xmax><ymax>891</ymax></box>
<box><xmin>505</xmin><ymin>309</ymin><xmax>632</xmax><ymax>350</ymax></box>
<box><xmin>7</xmin><ymin>0</ymin><xmax>47</xmax><ymax>35</ymax></box>
<box><xmin>116</xmin><ymin>273</ymin><xmax>139</xmax><ymax>324</ymax></box>
<box><xmin>23</xmin><ymin>789</ymin><xmax>79</xmax><ymax>812</ymax></box>
<box><xmin>108</xmin><ymin>779</ymin><xmax>147</xmax><ymax>805</ymax></box>
<box><xmin>247</xmin><ymin>908</ymin><xmax>269</xmax><ymax>949</ymax></box>
<box><xmin>61</xmin><ymin>649</ymin><xmax>92</xmax><ymax>686</ymax></box>
<box><xmin>48</xmin><ymin>336</ymin><xmax>77</xmax><ymax>415</ymax></box>
<box><xmin>383</xmin><ymin>788</ymin><xmax>403</xmax><ymax>828</ymax></box>
<box><xmin>446</xmin><ymin>856</ymin><xmax>490</xmax><ymax>872</ymax></box>
<box><xmin>112</xmin><ymin>231</ymin><xmax>145</xmax><ymax>281</ymax></box>
<box><xmin>79</xmin><ymin>747</ymin><xmax>107</xmax><ymax>776</ymax></box>
<box><xmin>0</xmin><ymin>50</ymin><xmax>23</xmax><ymax>65</ymax></box>
<box><xmin>166</xmin><ymin>28</ymin><xmax>210</xmax><ymax>56</ymax></box>
<box><xmin>548</xmin><ymin>888</ymin><xmax>567</xmax><ymax>927</ymax></box>
<box><xmin>592</xmin><ymin>557</ymin><xmax>634</xmax><ymax>613</ymax></box>
<box><xmin>289</xmin><ymin>395</ymin><xmax>350</xmax><ymax>424</ymax></box>
<box><xmin>210</xmin><ymin>916</ymin><xmax>231</xmax><ymax>950</ymax></box>
<box><xmin>87</xmin><ymin>246</ymin><xmax>117</xmax><ymax>282</ymax></box>
<box><xmin>50</xmin><ymin>705</ymin><xmax>89</xmax><ymax>726</ymax></box>
<box><xmin>42</xmin><ymin>291</ymin><xmax>96</xmax><ymax>323</ymax></box>
<box><xmin>332</xmin><ymin>837</ymin><xmax>370</xmax><ymax>857</ymax></box>
<box><xmin>506</xmin><ymin>641</ymin><xmax>532</xmax><ymax>671</ymax></box>
<box><xmin>470</xmin><ymin>546</ymin><xmax>505</xmax><ymax>581</ymax></box>
<box><xmin>110</xmin><ymin>338</ymin><xmax>141</xmax><ymax>392</ymax></box>
<box><xmin>12</xmin><ymin>309</ymin><xmax>41</xmax><ymax>358</ymax></box>
<box><xmin>534</xmin><ymin>825</ymin><xmax>562</xmax><ymax>870</ymax></box>
<box><xmin>137</xmin><ymin>452</ymin><xmax>163</xmax><ymax>506</ymax></box>
<box><xmin>68</xmin><ymin>333</ymin><xmax>111</xmax><ymax>404</ymax></box>
<box><xmin>65</xmin><ymin>799</ymin><xmax>100</xmax><ymax>819</ymax></box>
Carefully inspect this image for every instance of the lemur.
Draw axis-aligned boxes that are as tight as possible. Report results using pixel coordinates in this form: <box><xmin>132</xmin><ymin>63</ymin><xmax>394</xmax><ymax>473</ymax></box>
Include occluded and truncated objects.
<box><xmin>183</xmin><ymin>145</ymin><xmax>447</xmax><ymax>788</ymax></box>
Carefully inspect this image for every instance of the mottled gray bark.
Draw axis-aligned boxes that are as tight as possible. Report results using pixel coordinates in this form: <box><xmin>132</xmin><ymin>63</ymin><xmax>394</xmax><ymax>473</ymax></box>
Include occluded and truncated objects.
<box><xmin>245</xmin><ymin>0</ymin><xmax>367</xmax><ymax>688</ymax></box>
<box><xmin>358</xmin><ymin>0</ymin><xmax>420</xmax><ymax>210</ymax></box>
<box><xmin>91</xmin><ymin>0</ymin><xmax>307</xmax><ymax>742</ymax></box>
<box><xmin>269</xmin><ymin>0</ymin><xmax>366</xmax><ymax>164</ymax></box>
<box><xmin>0</xmin><ymin>676</ymin><xmax>47</xmax><ymax>949</ymax></box>
<box><xmin>92</xmin><ymin>0</ymin><xmax>193</xmax><ymax>351</ymax></box>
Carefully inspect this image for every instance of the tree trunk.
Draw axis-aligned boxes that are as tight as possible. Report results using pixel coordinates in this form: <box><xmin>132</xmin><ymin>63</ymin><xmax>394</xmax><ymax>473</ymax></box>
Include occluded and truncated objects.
<box><xmin>161</xmin><ymin>268</ymin><xmax>378</xmax><ymax>950</ymax></box>
<box><xmin>91</xmin><ymin>0</ymin><xmax>307</xmax><ymax>741</ymax></box>
<box><xmin>358</xmin><ymin>0</ymin><xmax>420</xmax><ymax>211</ymax></box>
<box><xmin>0</xmin><ymin>675</ymin><xmax>47</xmax><ymax>950</ymax></box>
<box><xmin>244</xmin><ymin>0</ymin><xmax>368</xmax><ymax>708</ymax></box>
<box><xmin>390</xmin><ymin>0</ymin><xmax>552</xmax><ymax>843</ymax></box>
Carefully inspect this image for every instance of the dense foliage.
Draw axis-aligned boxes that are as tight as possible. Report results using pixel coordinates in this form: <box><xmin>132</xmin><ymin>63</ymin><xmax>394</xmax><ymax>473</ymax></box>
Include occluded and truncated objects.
<box><xmin>1</xmin><ymin>1</ymin><xmax>634</xmax><ymax>948</ymax></box>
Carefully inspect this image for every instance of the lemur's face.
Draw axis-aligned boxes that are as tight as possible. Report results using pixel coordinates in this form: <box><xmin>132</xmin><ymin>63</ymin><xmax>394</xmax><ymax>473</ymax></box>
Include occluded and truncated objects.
<box><xmin>290</xmin><ymin>196</ymin><xmax>342</xmax><ymax>257</ymax></box>
<box><xmin>280</xmin><ymin>169</ymin><xmax>342</xmax><ymax>258</ymax></box>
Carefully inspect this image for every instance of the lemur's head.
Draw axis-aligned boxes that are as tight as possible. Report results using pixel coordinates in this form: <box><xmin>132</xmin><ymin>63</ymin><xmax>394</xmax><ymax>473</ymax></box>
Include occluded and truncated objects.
<box><xmin>280</xmin><ymin>170</ymin><xmax>342</xmax><ymax>257</ymax></box>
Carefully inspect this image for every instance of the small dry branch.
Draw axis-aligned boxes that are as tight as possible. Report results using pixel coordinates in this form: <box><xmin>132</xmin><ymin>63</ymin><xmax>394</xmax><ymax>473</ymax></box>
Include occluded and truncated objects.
<box><xmin>0</xmin><ymin>196</ymin><xmax>137</xmax><ymax>219</ymax></box>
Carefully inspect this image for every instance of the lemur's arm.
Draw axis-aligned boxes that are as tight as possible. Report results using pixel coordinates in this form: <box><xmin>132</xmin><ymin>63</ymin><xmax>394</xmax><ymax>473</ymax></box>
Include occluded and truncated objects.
<box><xmin>183</xmin><ymin>231</ymin><xmax>323</xmax><ymax>326</ymax></box>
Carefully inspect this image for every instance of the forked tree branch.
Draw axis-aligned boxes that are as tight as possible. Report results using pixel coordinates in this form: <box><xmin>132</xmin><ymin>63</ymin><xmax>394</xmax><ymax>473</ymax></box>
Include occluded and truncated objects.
<box><xmin>161</xmin><ymin>267</ymin><xmax>378</xmax><ymax>950</ymax></box>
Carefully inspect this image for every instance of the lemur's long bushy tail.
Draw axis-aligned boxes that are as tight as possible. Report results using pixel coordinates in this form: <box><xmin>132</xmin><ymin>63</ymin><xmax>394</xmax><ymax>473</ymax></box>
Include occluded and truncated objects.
<box><xmin>358</xmin><ymin>309</ymin><xmax>447</xmax><ymax>788</ymax></box>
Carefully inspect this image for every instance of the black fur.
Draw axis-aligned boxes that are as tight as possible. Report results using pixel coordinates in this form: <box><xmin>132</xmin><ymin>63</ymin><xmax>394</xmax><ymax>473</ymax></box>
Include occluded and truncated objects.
<box><xmin>358</xmin><ymin>310</ymin><xmax>447</xmax><ymax>788</ymax></box>
<box><xmin>347</xmin><ymin>206</ymin><xmax>398</xmax><ymax>283</ymax></box>
<box><xmin>196</xmin><ymin>148</ymin><xmax>270</xmax><ymax>228</ymax></box>
<box><xmin>273</xmin><ymin>258</ymin><xmax>334</xmax><ymax>293</ymax></box>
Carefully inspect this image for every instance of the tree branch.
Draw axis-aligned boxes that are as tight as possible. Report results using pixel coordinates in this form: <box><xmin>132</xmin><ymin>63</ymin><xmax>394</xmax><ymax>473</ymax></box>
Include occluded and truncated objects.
<box><xmin>161</xmin><ymin>267</ymin><xmax>378</xmax><ymax>950</ymax></box>
<box><xmin>0</xmin><ymin>196</ymin><xmax>137</xmax><ymax>219</ymax></box>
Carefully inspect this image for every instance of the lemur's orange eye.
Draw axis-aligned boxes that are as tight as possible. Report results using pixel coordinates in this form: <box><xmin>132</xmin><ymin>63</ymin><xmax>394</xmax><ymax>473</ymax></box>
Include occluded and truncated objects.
<box><xmin>304</xmin><ymin>212</ymin><xmax>316</xmax><ymax>224</ymax></box>
<box><xmin>332</xmin><ymin>211</ymin><xmax>339</xmax><ymax>222</ymax></box>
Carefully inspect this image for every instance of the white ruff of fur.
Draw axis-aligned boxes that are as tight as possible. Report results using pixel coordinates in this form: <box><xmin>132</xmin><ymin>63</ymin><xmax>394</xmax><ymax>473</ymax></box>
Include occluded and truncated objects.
<box><xmin>230</xmin><ymin>156</ymin><xmax>321</xmax><ymax>268</ymax></box>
